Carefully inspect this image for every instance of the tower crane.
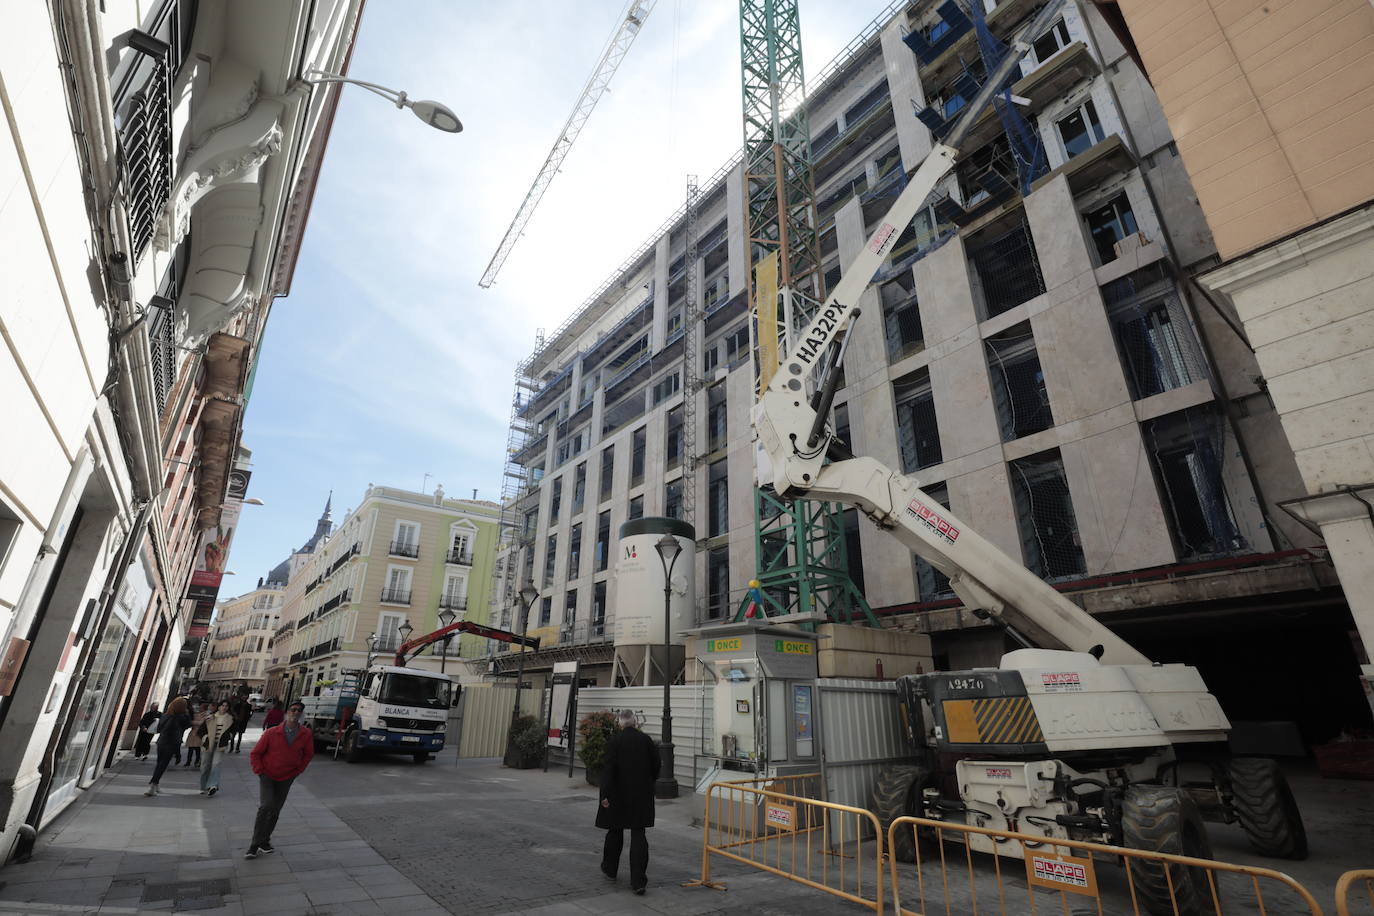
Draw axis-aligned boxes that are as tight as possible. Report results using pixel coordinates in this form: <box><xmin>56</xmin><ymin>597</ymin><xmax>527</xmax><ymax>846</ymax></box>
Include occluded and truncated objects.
<box><xmin>478</xmin><ymin>0</ymin><xmax>657</xmax><ymax>288</ymax></box>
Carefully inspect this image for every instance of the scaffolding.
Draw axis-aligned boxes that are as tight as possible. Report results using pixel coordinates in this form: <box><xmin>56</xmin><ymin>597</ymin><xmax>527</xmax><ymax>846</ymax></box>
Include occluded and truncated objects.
<box><xmin>489</xmin><ymin>340</ymin><xmax>542</xmax><ymax>659</ymax></box>
<box><xmin>736</xmin><ymin>0</ymin><xmax>874</xmax><ymax>628</ymax></box>
<box><xmin>680</xmin><ymin>176</ymin><xmax>700</xmax><ymax>533</ymax></box>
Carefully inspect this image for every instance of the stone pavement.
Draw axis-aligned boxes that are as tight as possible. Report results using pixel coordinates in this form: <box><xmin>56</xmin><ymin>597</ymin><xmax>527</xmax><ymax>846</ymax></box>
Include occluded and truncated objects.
<box><xmin>0</xmin><ymin>729</ymin><xmax>868</xmax><ymax>916</ymax></box>
<box><xmin>0</xmin><ymin>727</ymin><xmax>449</xmax><ymax>916</ymax></box>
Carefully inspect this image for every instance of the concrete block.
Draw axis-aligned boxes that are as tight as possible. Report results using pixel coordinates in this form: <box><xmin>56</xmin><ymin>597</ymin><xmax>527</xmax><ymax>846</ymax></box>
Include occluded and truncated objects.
<box><xmin>818</xmin><ymin>649</ymin><xmax>933</xmax><ymax>679</ymax></box>
<box><xmin>818</xmin><ymin>623</ymin><xmax>932</xmax><ymax>656</ymax></box>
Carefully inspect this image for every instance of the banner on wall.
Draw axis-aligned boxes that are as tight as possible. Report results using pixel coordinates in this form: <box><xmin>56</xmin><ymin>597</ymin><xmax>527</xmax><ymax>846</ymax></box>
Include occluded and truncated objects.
<box><xmin>183</xmin><ymin>475</ymin><xmax>248</xmax><ymax>638</ymax></box>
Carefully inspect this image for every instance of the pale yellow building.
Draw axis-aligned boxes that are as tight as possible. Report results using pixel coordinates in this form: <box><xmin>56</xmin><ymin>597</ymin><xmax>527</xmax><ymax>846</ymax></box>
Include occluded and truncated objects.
<box><xmin>202</xmin><ymin>586</ymin><xmax>282</xmax><ymax>694</ymax></box>
<box><xmin>281</xmin><ymin>486</ymin><xmax>501</xmax><ymax>699</ymax></box>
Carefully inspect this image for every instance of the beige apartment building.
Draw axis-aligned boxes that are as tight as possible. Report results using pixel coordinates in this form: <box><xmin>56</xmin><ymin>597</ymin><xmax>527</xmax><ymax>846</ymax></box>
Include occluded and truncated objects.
<box><xmin>269</xmin><ymin>486</ymin><xmax>501</xmax><ymax>701</ymax></box>
<box><xmin>1100</xmin><ymin>0</ymin><xmax>1374</xmax><ymax>705</ymax></box>
<box><xmin>491</xmin><ymin>0</ymin><xmax>1368</xmax><ymax>744</ymax></box>
<box><xmin>201</xmin><ymin>586</ymin><xmax>283</xmax><ymax>695</ymax></box>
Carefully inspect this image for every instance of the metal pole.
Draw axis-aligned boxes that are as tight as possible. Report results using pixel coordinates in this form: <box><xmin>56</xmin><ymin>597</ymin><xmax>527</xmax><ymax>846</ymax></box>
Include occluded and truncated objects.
<box><xmin>656</xmin><ymin>549</ymin><xmax>680</xmax><ymax>799</ymax></box>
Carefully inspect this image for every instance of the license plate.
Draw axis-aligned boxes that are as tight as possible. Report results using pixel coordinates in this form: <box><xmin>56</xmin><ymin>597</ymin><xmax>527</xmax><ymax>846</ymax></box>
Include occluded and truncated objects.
<box><xmin>401</xmin><ymin>736</ymin><xmax>419</xmax><ymax>743</ymax></box>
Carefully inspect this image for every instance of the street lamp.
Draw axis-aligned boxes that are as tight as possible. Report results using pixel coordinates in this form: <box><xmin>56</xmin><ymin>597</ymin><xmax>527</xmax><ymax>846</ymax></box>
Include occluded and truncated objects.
<box><xmin>437</xmin><ymin>608</ymin><xmax>457</xmax><ymax>674</ymax></box>
<box><xmin>512</xmin><ymin>582</ymin><xmax>539</xmax><ymax>714</ymax></box>
<box><xmin>303</xmin><ymin>69</ymin><xmax>463</xmax><ymax>133</ymax></box>
<box><xmin>364</xmin><ymin>632</ymin><xmax>377</xmax><ymax>668</ymax></box>
<box><xmin>504</xmin><ymin>581</ymin><xmax>540</xmax><ymax>766</ymax></box>
<box><xmin>653</xmin><ymin>533</ymin><xmax>682</xmax><ymax>799</ymax></box>
<box><xmin>398</xmin><ymin>620</ymin><xmax>414</xmax><ymax>665</ymax></box>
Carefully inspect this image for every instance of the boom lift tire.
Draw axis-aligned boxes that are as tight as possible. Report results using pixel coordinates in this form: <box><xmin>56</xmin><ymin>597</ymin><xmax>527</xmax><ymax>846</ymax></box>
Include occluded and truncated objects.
<box><xmin>1121</xmin><ymin>785</ymin><xmax>1217</xmax><ymax>916</ymax></box>
<box><xmin>872</xmin><ymin>765</ymin><xmax>932</xmax><ymax>862</ymax></box>
<box><xmin>1227</xmin><ymin>757</ymin><xmax>1308</xmax><ymax>860</ymax></box>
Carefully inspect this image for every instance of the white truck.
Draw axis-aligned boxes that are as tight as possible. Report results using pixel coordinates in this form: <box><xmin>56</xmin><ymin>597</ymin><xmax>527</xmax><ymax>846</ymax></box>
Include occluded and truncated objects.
<box><xmin>747</xmin><ymin>2</ymin><xmax>1305</xmax><ymax>912</ymax></box>
<box><xmin>301</xmin><ymin>665</ymin><xmax>454</xmax><ymax>764</ymax></box>
<box><xmin>301</xmin><ymin>619</ymin><xmax>538</xmax><ymax>764</ymax></box>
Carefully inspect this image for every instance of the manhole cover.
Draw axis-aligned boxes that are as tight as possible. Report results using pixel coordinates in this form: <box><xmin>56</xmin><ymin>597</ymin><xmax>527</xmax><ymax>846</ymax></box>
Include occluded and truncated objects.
<box><xmin>142</xmin><ymin>878</ymin><xmax>232</xmax><ymax>903</ymax></box>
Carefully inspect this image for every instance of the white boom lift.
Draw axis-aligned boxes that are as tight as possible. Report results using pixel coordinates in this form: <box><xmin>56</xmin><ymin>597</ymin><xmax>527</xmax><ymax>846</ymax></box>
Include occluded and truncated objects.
<box><xmin>750</xmin><ymin>2</ymin><xmax>1306</xmax><ymax>913</ymax></box>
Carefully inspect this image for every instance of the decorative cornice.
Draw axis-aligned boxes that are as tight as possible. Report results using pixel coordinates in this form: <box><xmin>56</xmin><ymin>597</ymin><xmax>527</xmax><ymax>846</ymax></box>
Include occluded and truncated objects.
<box><xmin>1200</xmin><ymin>203</ymin><xmax>1374</xmax><ymax>295</ymax></box>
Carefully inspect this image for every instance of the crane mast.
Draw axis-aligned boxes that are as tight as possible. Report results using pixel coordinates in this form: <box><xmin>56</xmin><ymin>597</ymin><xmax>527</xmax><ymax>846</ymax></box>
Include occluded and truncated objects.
<box><xmin>478</xmin><ymin>0</ymin><xmax>656</xmax><ymax>288</ymax></box>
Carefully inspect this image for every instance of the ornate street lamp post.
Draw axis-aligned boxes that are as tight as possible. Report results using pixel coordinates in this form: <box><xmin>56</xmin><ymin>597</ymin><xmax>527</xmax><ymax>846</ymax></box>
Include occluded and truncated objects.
<box><xmin>364</xmin><ymin>632</ymin><xmax>377</xmax><ymax>668</ymax></box>
<box><xmin>653</xmin><ymin>534</ymin><xmax>681</xmax><ymax>799</ymax></box>
<box><xmin>397</xmin><ymin>620</ymin><xmax>414</xmax><ymax>665</ymax></box>
<box><xmin>437</xmin><ymin>608</ymin><xmax>457</xmax><ymax>674</ymax></box>
<box><xmin>504</xmin><ymin>581</ymin><xmax>539</xmax><ymax>764</ymax></box>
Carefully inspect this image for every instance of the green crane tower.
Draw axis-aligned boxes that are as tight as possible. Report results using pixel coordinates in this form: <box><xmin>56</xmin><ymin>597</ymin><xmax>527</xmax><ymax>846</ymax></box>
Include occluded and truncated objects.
<box><xmin>736</xmin><ymin>0</ymin><xmax>876</xmax><ymax>628</ymax></box>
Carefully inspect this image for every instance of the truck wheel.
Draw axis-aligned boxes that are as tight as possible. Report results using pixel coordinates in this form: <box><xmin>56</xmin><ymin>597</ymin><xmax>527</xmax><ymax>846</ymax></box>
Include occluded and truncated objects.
<box><xmin>872</xmin><ymin>765</ymin><xmax>932</xmax><ymax>863</ymax></box>
<box><xmin>342</xmin><ymin>728</ymin><xmax>364</xmax><ymax>764</ymax></box>
<box><xmin>1121</xmin><ymin>785</ymin><xmax>1217</xmax><ymax>916</ymax></box>
<box><xmin>1228</xmin><ymin>757</ymin><xmax>1308</xmax><ymax>860</ymax></box>
<box><xmin>413</xmin><ymin>752</ymin><xmax>430</xmax><ymax>764</ymax></box>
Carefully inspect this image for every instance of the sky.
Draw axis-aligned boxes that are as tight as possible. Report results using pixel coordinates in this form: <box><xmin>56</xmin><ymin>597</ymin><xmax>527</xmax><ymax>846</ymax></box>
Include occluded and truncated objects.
<box><xmin>225</xmin><ymin>0</ymin><xmax>889</xmax><ymax>594</ymax></box>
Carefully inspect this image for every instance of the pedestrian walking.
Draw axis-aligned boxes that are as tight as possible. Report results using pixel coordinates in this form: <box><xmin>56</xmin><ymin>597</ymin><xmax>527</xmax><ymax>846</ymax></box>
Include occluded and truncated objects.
<box><xmin>245</xmin><ymin>700</ymin><xmax>314</xmax><ymax>859</ymax></box>
<box><xmin>229</xmin><ymin>696</ymin><xmax>251</xmax><ymax>752</ymax></box>
<box><xmin>144</xmin><ymin>697</ymin><xmax>191</xmax><ymax>796</ymax></box>
<box><xmin>596</xmin><ymin>709</ymin><xmax>659</xmax><ymax>895</ymax></box>
<box><xmin>262</xmin><ymin>699</ymin><xmax>284</xmax><ymax>729</ymax></box>
<box><xmin>133</xmin><ymin>703</ymin><xmax>160</xmax><ymax>760</ymax></box>
<box><xmin>184</xmin><ymin>703</ymin><xmax>209</xmax><ymax>767</ymax></box>
<box><xmin>200</xmin><ymin>700</ymin><xmax>235</xmax><ymax>796</ymax></box>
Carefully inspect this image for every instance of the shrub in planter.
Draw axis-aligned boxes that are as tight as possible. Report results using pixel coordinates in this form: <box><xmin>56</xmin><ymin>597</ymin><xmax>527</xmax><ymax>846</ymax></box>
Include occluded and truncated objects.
<box><xmin>578</xmin><ymin>710</ymin><xmax>621</xmax><ymax>785</ymax></box>
<box><xmin>507</xmin><ymin>715</ymin><xmax>545</xmax><ymax>768</ymax></box>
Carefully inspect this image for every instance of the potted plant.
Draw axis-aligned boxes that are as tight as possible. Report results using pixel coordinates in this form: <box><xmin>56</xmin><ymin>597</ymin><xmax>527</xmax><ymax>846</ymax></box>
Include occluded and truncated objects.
<box><xmin>578</xmin><ymin>710</ymin><xmax>621</xmax><ymax>786</ymax></box>
<box><xmin>504</xmin><ymin>715</ymin><xmax>545</xmax><ymax>769</ymax></box>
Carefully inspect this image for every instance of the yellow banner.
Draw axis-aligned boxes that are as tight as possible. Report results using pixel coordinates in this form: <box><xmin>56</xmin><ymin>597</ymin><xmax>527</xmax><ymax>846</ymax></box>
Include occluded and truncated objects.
<box><xmin>755</xmin><ymin>252</ymin><xmax>780</xmax><ymax>395</ymax></box>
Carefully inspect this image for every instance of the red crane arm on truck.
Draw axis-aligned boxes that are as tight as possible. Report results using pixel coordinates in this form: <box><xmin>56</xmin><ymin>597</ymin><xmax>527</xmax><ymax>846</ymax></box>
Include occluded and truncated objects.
<box><xmin>394</xmin><ymin>621</ymin><xmax>540</xmax><ymax>667</ymax></box>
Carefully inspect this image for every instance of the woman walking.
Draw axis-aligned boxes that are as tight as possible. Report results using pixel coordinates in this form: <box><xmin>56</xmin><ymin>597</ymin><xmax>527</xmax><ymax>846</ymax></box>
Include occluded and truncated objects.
<box><xmin>144</xmin><ymin>697</ymin><xmax>190</xmax><ymax>796</ymax></box>
<box><xmin>262</xmin><ymin>699</ymin><xmax>284</xmax><ymax>729</ymax></box>
<box><xmin>200</xmin><ymin>700</ymin><xmax>235</xmax><ymax>797</ymax></box>
<box><xmin>133</xmin><ymin>703</ymin><xmax>160</xmax><ymax>760</ymax></box>
<box><xmin>184</xmin><ymin>702</ymin><xmax>210</xmax><ymax>767</ymax></box>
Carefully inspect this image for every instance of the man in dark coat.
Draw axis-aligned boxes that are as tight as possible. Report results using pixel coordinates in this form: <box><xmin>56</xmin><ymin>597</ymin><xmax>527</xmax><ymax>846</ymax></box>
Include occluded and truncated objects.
<box><xmin>596</xmin><ymin>709</ymin><xmax>660</xmax><ymax>895</ymax></box>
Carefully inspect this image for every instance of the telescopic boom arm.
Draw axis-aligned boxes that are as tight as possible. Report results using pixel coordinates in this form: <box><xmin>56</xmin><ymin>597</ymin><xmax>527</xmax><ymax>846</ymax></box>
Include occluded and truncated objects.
<box><xmin>394</xmin><ymin>621</ymin><xmax>540</xmax><ymax>667</ymax></box>
<box><xmin>751</xmin><ymin>0</ymin><xmax>1149</xmax><ymax>665</ymax></box>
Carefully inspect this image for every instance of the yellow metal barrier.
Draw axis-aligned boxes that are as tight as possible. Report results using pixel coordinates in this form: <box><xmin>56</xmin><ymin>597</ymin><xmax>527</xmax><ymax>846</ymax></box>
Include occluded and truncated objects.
<box><xmin>1338</xmin><ymin>869</ymin><xmax>1374</xmax><ymax>916</ymax></box>
<box><xmin>886</xmin><ymin>816</ymin><xmax>1324</xmax><ymax>916</ymax></box>
<box><xmin>687</xmin><ymin>778</ymin><xmax>887</xmax><ymax>914</ymax></box>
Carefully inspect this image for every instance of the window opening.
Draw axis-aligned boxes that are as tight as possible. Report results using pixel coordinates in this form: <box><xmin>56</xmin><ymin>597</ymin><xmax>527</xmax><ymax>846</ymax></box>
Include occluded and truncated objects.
<box><xmin>1085</xmin><ymin>193</ymin><xmax>1139</xmax><ymax>265</ymax></box>
<box><xmin>968</xmin><ymin>213</ymin><xmax>1046</xmax><ymax>318</ymax></box>
<box><xmin>914</xmin><ymin>483</ymin><xmax>954</xmax><ymax>600</ymax></box>
<box><xmin>986</xmin><ymin>324</ymin><xmax>1054</xmax><ymax>441</ymax></box>
<box><xmin>894</xmin><ymin>369</ymin><xmax>943</xmax><ymax>472</ymax></box>
<box><xmin>1057</xmin><ymin>98</ymin><xmax>1105</xmax><ymax>159</ymax></box>
<box><xmin>1010</xmin><ymin>450</ymin><xmax>1086</xmax><ymax>580</ymax></box>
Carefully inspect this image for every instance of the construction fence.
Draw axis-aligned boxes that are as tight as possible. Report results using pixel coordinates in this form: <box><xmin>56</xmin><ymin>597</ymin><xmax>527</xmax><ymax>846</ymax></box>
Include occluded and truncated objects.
<box><xmin>689</xmin><ymin>775</ymin><xmax>1365</xmax><ymax>916</ymax></box>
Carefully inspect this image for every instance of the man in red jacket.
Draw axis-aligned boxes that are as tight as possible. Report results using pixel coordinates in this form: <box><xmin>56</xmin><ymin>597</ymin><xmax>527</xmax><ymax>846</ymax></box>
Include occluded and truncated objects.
<box><xmin>245</xmin><ymin>700</ymin><xmax>314</xmax><ymax>859</ymax></box>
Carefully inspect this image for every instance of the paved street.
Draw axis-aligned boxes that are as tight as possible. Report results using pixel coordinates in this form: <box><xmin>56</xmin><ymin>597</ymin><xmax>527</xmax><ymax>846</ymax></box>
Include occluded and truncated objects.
<box><xmin>2</xmin><ymin>725</ymin><xmax>1369</xmax><ymax>916</ymax></box>
<box><xmin>0</xmin><ymin>727</ymin><xmax>866</xmax><ymax>915</ymax></box>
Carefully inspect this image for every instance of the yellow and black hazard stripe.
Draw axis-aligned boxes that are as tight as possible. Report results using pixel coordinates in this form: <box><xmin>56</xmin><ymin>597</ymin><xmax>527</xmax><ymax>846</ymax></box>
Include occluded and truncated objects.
<box><xmin>942</xmin><ymin>696</ymin><xmax>1045</xmax><ymax>746</ymax></box>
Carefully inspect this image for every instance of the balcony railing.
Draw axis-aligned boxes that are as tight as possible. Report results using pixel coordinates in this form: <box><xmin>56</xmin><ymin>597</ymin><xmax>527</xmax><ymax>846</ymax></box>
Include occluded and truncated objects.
<box><xmin>147</xmin><ymin>300</ymin><xmax>177</xmax><ymax>414</ymax></box>
<box><xmin>373</xmin><ymin>636</ymin><xmax>400</xmax><ymax>653</ymax></box>
<box><xmin>438</xmin><ymin>595</ymin><xmax>469</xmax><ymax>612</ymax></box>
<box><xmin>445</xmin><ymin>548</ymin><xmax>474</xmax><ymax>566</ymax></box>
<box><xmin>380</xmin><ymin>587</ymin><xmax>412</xmax><ymax>605</ymax></box>
<box><xmin>325</xmin><ymin>544</ymin><xmax>360</xmax><ymax>577</ymax></box>
<box><xmin>389</xmin><ymin>540</ymin><xmax>419</xmax><ymax>559</ymax></box>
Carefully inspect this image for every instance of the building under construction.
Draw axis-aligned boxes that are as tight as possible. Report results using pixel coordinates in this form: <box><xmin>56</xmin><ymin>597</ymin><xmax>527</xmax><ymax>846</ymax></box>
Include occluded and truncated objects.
<box><xmin>488</xmin><ymin>0</ymin><xmax>1368</xmax><ymax>744</ymax></box>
